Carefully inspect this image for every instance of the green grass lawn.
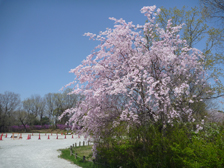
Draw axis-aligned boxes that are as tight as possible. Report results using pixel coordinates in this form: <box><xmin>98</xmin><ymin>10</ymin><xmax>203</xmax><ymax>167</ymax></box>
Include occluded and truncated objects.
<box><xmin>58</xmin><ymin>145</ymin><xmax>97</xmax><ymax>168</ymax></box>
<box><xmin>59</xmin><ymin>145</ymin><xmax>120</xmax><ymax>168</ymax></box>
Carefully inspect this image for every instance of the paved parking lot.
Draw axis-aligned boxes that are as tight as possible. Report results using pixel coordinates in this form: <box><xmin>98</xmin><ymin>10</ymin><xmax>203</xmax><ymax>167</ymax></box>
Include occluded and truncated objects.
<box><xmin>0</xmin><ymin>133</ymin><xmax>88</xmax><ymax>168</ymax></box>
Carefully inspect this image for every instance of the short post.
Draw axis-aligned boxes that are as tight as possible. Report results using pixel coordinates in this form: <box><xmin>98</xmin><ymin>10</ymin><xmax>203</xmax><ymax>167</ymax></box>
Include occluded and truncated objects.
<box><xmin>75</xmin><ymin>143</ymin><xmax>77</xmax><ymax>147</ymax></box>
<box><xmin>79</xmin><ymin>141</ymin><xmax>81</xmax><ymax>146</ymax></box>
<box><xmin>70</xmin><ymin>146</ymin><xmax>72</xmax><ymax>156</ymax></box>
<box><xmin>75</xmin><ymin>153</ymin><xmax>77</xmax><ymax>159</ymax></box>
<box><xmin>83</xmin><ymin>141</ymin><xmax>85</xmax><ymax>146</ymax></box>
<box><xmin>83</xmin><ymin>156</ymin><xmax>85</xmax><ymax>162</ymax></box>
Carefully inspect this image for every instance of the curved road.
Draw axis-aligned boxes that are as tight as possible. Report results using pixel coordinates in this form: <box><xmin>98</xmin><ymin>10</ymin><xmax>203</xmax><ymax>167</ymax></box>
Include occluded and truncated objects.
<box><xmin>0</xmin><ymin>133</ymin><xmax>87</xmax><ymax>168</ymax></box>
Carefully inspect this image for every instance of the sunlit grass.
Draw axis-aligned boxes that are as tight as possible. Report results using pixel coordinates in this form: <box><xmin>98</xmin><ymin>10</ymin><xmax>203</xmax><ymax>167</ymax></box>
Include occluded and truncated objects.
<box><xmin>58</xmin><ymin>145</ymin><xmax>97</xmax><ymax>168</ymax></box>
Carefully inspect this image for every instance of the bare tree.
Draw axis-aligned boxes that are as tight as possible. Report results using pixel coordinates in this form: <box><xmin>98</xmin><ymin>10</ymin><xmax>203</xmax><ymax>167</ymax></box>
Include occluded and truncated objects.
<box><xmin>62</xmin><ymin>88</ymin><xmax>79</xmax><ymax>110</ymax></box>
<box><xmin>14</xmin><ymin>109</ymin><xmax>29</xmax><ymax>132</ymax></box>
<box><xmin>200</xmin><ymin>0</ymin><xmax>224</xmax><ymax>25</ymax></box>
<box><xmin>44</xmin><ymin>93</ymin><xmax>55</xmax><ymax>122</ymax></box>
<box><xmin>0</xmin><ymin>91</ymin><xmax>21</xmax><ymax>132</ymax></box>
<box><xmin>22</xmin><ymin>95</ymin><xmax>46</xmax><ymax>125</ymax></box>
<box><xmin>52</xmin><ymin>88</ymin><xmax>82</xmax><ymax>127</ymax></box>
<box><xmin>23</xmin><ymin>98</ymin><xmax>37</xmax><ymax>125</ymax></box>
<box><xmin>52</xmin><ymin>93</ymin><xmax>64</xmax><ymax>127</ymax></box>
<box><xmin>38</xmin><ymin>97</ymin><xmax>46</xmax><ymax>125</ymax></box>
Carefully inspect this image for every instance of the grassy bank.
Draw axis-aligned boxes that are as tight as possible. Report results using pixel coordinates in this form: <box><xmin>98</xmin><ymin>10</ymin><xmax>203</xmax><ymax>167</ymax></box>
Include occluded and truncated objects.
<box><xmin>58</xmin><ymin>145</ymin><xmax>97</xmax><ymax>168</ymax></box>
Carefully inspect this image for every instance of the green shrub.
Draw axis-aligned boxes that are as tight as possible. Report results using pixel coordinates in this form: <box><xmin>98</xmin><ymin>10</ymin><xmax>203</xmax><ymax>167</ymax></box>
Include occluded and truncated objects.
<box><xmin>96</xmin><ymin>122</ymin><xmax>224</xmax><ymax>168</ymax></box>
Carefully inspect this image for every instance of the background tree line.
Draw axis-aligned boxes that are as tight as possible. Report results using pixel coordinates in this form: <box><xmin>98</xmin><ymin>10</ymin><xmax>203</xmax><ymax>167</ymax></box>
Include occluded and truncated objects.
<box><xmin>0</xmin><ymin>88</ymin><xmax>83</xmax><ymax>132</ymax></box>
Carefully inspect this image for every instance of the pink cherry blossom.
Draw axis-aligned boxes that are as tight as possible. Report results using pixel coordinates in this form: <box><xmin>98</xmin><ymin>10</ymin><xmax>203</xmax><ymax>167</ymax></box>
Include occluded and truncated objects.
<box><xmin>60</xmin><ymin>5</ymin><xmax>212</xmax><ymax>157</ymax></box>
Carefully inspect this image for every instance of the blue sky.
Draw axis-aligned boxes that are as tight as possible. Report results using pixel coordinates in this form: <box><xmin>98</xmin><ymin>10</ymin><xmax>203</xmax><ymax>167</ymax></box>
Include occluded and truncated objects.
<box><xmin>0</xmin><ymin>0</ymin><xmax>216</xmax><ymax>102</ymax></box>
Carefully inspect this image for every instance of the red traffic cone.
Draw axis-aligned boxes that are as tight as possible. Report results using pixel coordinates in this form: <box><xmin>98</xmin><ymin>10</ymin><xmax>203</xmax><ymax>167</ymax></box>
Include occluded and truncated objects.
<box><xmin>72</xmin><ymin>135</ymin><xmax>74</xmax><ymax>139</ymax></box>
<box><xmin>27</xmin><ymin>135</ymin><xmax>30</xmax><ymax>140</ymax></box>
<box><xmin>38</xmin><ymin>133</ymin><xmax>41</xmax><ymax>140</ymax></box>
<box><xmin>51</xmin><ymin>133</ymin><xmax>52</xmax><ymax>136</ymax></box>
<box><xmin>64</xmin><ymin>135</ymin><xmax>66</xmax><ymax>139</ymax></box>
<box><xmin>61</xmin><ymin>133</ymin><xmax>63</xmax><ymax>135</ymax></box>
<box><xmin>48</xmin><ymin>135</ymin><xmax>50</xmax><ymax>139</ymax></box>
<box><xmin>5</xmin><ymin>133</ymin><xmax>7</xmax><ymax>138</ymax></box>
<box><xmin>0</xmin><ymin>135</ymin><xmax>2</xmax><ymax>140</ymax></box>
<box><xmin>45</xmin><ymin>133</ymin><xmax>46</xmax><ymax>136</ymax></box>
<box><xmin>56</xmin><ymin>135</ymin><xmax>58</xmax><ymax>139</ymax></box>
<box><xmin>19</xmin><ymin>134</ymin><xmax>22</xmax><ymax>139</ymax></box>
